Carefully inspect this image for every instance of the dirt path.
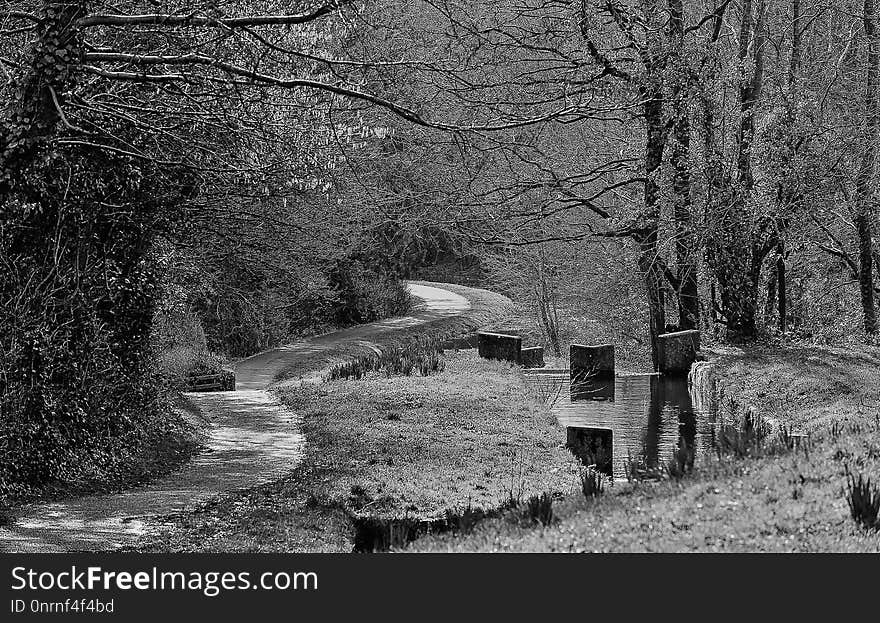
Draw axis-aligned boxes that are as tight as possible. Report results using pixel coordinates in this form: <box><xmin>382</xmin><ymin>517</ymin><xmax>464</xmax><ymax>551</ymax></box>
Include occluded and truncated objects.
<box><xmin>0</xmin><ymin>283</ymin><xmax>470</xmax><ymax>552</ymax></box>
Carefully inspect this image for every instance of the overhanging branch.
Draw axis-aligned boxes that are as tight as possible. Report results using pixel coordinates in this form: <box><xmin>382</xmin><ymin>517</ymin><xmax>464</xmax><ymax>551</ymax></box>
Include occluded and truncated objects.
<box><xmin>77</xmin><ymin>4</ymin><xmax>353</xmax><ymax>29</ymax></box>
<box><xmin>82</xmin><ymin>53</ymin><xmax>613</xmax><ymax>132</ymax></box>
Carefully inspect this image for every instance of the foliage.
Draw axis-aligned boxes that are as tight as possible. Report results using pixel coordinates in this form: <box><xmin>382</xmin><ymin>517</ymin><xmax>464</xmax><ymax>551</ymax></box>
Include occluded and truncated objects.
<box><xmin>327</xmin><ymin>257</ymin><xmax>412</xmax><ymax>328</ymax></box>
<box><xmin>0</xmin><ymin>139</ymin><xmax>191</xmax><ymax>497</ymax></box>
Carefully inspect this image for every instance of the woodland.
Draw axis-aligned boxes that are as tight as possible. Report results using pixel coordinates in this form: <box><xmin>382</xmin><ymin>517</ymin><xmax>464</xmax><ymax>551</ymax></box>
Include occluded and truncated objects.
<box><xmin>2</xmin><ymin>0</ymin><xmax>880</xmax><ymax>501</ymax></box>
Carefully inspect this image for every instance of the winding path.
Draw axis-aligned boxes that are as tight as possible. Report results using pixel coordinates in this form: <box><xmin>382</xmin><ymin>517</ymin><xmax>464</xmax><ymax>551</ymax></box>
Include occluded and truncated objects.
<box><xmin>0</xmin><ymin>283</ymin><xmax>470</xmax><ymax>553</ymax></box>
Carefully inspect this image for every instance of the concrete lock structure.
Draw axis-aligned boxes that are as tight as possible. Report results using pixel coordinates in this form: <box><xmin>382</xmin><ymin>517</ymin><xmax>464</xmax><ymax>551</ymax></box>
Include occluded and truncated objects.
<box><xmin>520</xmin><ymin>346</ymin><xmax>545</xmax><ymax>369</ymax></box>
<box><xmin>657</xmin><ymin>330</ymin><xmax>701</xmax><ymax>375</ymax></box>
<box><xmin>570</xmin><ymin>344</ymin><xmax>615</xmax><ymax>381</ymax></box>
<box><xmin>477</xmin><ymin>332</ymin><xmax>522</xmax><ymax>364</ymax></box>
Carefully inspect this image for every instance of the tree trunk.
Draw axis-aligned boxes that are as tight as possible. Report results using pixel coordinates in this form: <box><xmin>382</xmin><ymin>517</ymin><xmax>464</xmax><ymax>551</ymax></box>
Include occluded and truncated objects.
<box><xmin>639</xmin><ymin>241</ymin><xmax>666</xmax><ymax>370</ymax></box>
<box><xmin>668</xmin><ymin>0</ymin><xmax>699</xmax><ymax>330</ymax></box>
<box><xmin>641</xmin><ymin>82</ymin><xmax>667</xmax><ymax>369</ymax></box>
<box><xmin>773</xmin><ymin>0</ymin><xmax>800</xmax><ymax>336</ymax></box>
<box><xmin>777</xmin><ymin>248</ymin><xmax>787</xmax><ymax>333</ymax></box>
<box><xmin>536</xmin><ymin>267</ymin><xmax>562</xmax><ymax>357</ymax></box>
<box><xmin>0</xmin><ymin>2</ymin><xmax>87</xmax><ymax>198</ymax></box>
<box><xmin>764</xmin><ymin>259</ymin><xmax>777</xmax><ymax>322</ymax></box>
<box><xmin>856</xmin><ymin>0</ymin><xmax>880</xmax><ymax>335</ymax></box>
<box><xmin>630</xmin><ymin>0</ymin><xmax>670</xmax><ymax>370</ymax></box>
<box><xmin>717</xmin><ymin>262</ymin><xmax>761</xmax><ymax>341</ymax></box>
<box><xmin>705</xmin><ymin>0</ymin><xmax>767</xmax><ymax>342</ymax></box>
<box><xmin>737</xmin><ymin>0</ymin><xmax>765</xmax><ymax>192</ymax></box>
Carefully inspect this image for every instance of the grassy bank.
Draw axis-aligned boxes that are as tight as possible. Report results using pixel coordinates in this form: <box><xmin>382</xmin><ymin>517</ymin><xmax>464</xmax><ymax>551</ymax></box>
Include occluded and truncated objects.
<box><xmin>271</xmin><ymin>282</ymin><xmax>514</xmax><ymax>384</ymax></box>
<box><xmin>283</xmin><ymin>352</ymin><xmax>572</xmax><ymax>516</ymax></box>
<box><xmin>135</xmin><ymin>351</ymin><xmax>575</xmax><ymax>552</ymax></box>
<box><xmin>408</xmin><ymin>345</ymin><xmax>880</xmax><ymax>552</ymax></box>
<box><xmin>133</xmin><ymin>344</ymin><xmax>880</xmax><ymax>552</ymax></box>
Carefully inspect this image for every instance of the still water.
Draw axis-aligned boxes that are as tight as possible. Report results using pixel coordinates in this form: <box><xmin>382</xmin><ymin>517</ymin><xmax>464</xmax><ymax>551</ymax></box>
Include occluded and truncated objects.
<box><xmin>525</xmin><ymin>371</ymin><xmax>716</xmax><ymax>480</ymax></box>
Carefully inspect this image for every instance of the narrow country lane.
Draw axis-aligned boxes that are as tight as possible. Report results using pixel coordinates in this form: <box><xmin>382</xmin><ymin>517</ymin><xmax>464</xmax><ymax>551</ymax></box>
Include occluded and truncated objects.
<box><xmin>0</xmin><ymin>283</ymin><xmax>470</xmax><ymax>553</ymax></box>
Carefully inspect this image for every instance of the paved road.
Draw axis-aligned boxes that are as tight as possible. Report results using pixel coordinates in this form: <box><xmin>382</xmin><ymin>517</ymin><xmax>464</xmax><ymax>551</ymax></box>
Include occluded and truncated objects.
<box><xmin>0</xmin><ymin>283</ymin><xmax>470</xmax><ymax>552</ymax></box>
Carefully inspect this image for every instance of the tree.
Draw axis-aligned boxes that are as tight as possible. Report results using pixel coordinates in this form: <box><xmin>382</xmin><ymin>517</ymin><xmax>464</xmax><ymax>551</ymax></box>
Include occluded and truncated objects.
<box><xmin>855</xmin><ymin>0</ymin><xmax>880</xmax><ymax>335</ymax></box>
<box><xmin>577</xmin><ymin>0</ymin><xmax>724</xmax><ymax>366</ymax></box>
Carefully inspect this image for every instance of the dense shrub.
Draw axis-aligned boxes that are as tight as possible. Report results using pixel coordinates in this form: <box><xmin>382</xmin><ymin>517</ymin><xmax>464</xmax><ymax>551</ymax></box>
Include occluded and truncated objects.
<box><xmin>173</xmin><ymin>242</ymin><xmax>412</xmax><ymax>360</ymax></box>
<box><xmin>0</xmin><ymin>143</ymin><xmax>189</xmax><ymax>500</ymax></box>
<box><xmin>525</xmin><ymin>492</ymin><xmax>554</xmax><ymax>526</ymax></box>
<box><xmin>328</xmin><ymin>259</ymin><xmax>412</xmax><ymax>327</ymax></box>
<box><xmin>157</xmin><ymin>347</ymin><xmax>227</xmax><ymax>389</ymax></box>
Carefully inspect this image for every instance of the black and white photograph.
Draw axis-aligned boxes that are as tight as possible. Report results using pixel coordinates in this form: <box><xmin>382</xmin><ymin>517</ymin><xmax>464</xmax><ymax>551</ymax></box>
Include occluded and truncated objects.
<box><xmin>2</xmin><ymin>0</ymin><xmax>880</xmax><ymax>575</ymax></box>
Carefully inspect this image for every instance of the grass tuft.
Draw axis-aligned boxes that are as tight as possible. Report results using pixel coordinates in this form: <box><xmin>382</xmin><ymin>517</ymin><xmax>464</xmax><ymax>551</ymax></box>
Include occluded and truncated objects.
<box><xmin>351</xmin><ymin>515</ymin><xmax>425</xmax><ymax>553</ymax></box>
<box><xmin>845</xmin><ymin>470</ymin><xmax>880</xmax><ymax>530</ymax></box>
<box><xmin>325</xmin><ymin>335</ymin><xmax>446</xmax><ymax>381</ymax></box>
<box><xmin>714</xmin><ymin>400</ymin><xmax>767</xmax><ymax>459</ymax></box>
<box><xmin>443</xmin><ymin>503</ymin><xmax>489</xmax><ymax>535</ymax></box>
<box><xmin>525</xmin><ymin>492</ymin><xmax>554</xmax><ymax>526</ymax></box>
<box><xmin>579</xmin><ymin>467</ymin><xmax>605</xmax><ymax>498</ymax></box>
<box><xmin>623</xmin><ymin>449</ymin><xmax>663</xmax><ymax>483</ymax></box>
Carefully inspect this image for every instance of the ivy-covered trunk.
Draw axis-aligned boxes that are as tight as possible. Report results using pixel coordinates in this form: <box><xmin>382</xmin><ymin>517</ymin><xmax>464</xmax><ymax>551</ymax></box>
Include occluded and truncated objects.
<box><xmin>0</xmin><ymin>2</ymin><xmax>188</xmax><ymax>494</ymax></box>
<box><xmin>702</xmin><ymin>0</ymin><xmax>769</xmax><ymax>344</ymax></box>
<box><xmin>714</xmin><ymin>244</ymin><xmax>762</xmax><ymax>342</ymax></box>
<box><xmin>639</xmin><ymin>79</ymin><xmax>667</xmax><ymax>370</ymax></box>
<box><xmin>855</xmin><ymin>0</ymin><xmax>880</xmax><ymax>335</ymax></box>
<box><xmin>668</xmin><ymin>0</ymin><xmax>699</xmax><ymax>331</ymax></box>
<box><xmin>0</xmin><ymin>2</ymin><xmax>87</xmax><ymax>195</ymax></box>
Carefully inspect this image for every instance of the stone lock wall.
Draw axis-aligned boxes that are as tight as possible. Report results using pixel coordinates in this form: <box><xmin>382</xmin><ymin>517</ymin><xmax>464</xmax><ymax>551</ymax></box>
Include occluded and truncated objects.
<box><xmin>477</xmin><ymin>332</ymin><xmax>522</xmax><ymax>364</ymax></box>
<box><xmin>520</xmin><ymin>346</ymin><xmax>545</xmax><ymax>369</ymax></box>
<box><xmin>657</xmin><ymin>330</ymin><xmax>700</xmax><ymax>376</ymax></box>
<box><xmin>570</xmin><ymin>344</ymin><xmax>615</xmax><ymax>381</ymax></box>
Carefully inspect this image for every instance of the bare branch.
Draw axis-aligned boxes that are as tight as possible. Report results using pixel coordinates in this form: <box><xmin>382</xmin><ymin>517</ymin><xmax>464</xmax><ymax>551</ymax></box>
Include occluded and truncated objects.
<box><xmin>77</xmin><ymin>4</ymin><xmax>353</xmax><ymax>29</ymax></box>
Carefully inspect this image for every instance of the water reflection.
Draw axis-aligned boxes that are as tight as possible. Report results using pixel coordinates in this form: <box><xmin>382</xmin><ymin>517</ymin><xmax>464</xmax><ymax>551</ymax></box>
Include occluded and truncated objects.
<box><xmin>566</xmin><ymin>427</ymin><xmax>613</xmax><ymax>475</ymax></box>
<box><xmin>529</xmin><ymin>373</ymin><xmax>712</xmax><ymax>480</ymax></box>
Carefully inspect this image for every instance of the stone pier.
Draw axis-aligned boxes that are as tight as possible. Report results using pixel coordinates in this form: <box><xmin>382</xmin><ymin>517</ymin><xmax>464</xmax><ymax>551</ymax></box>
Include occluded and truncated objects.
<box><xmin>570</xmin><ymin>344</ymin><xmax>615</xmax><ymax>382</ymax></box>
<box><xmin>657</xmin><ymin>330</ymin><xmax>700</xmax><ymax>375</ymax></box>
<box><xmin>477</xmin><ymin>332</ymin><xmax>522</xmax><ymax>364</ymax></box>
<box><xmin>520</xmin><ymin>346</ymin><xmax>545</xmax><ymax>369</ymax></box>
